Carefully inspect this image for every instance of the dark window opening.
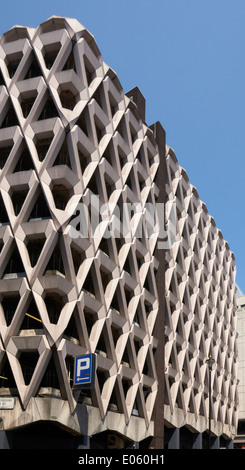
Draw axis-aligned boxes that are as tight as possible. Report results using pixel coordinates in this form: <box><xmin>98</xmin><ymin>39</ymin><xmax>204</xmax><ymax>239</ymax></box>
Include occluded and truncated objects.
<box><xmin>87</xmin><ymin>171</ymin><xmax>99</xmax><ymax>194</ymax></box>
<box><xmin>108</xmin><ymin>91</ymin><xmax>118</xmax><ymax>118</ymax></box>
<box><xmin>144</xmin><ymin>300</ymin><xmax>152</xmax><ymax>317</ymax></box>
<box><xmin>132</xmin><ymin>396</ymin><xmax>141</xmax><ymax>417</ymax></box>
<box><xmin>133</xmin><ymin>309</ymin><xmax>141</xmax><ymax>327</ymax></box>
<box><xmin>27</xmin><ymin>237</ymin><xmax>45</xmax><ymax>267</ymax></box>
<box><xmin>21</xmin><ymin>94</ymin><xmax>37</xmax><ymax>118</ymax></box>
<box><xmin>19</xmin><ymin>352</ymin><xmax>39</xmax><ymax>385</ymax></box>
<box><xmin>142</xmin><ymin>354</ymin><xmax>153</xmax><ymax>377</ymax></box>
<box><xmin>93</xmin><ymin>87</ymin><xmax>103</xmax><ymax>109</ymax></box>
<box><xmin>122</xmin><ymin>377</ymin><xmax>131</xmax><ymax>398</ymax></box>
<box><xmin>0</xmin><ymin>145</ymin><xmax>13</xmax><ymax>169</ymax></box>
<box><xmin>45</xmin><ymin>240</ymin><xmax>65</xmax><ymax>275</ymax></box>
<box><xmin>115</xmin><ymin>237</ymin><xmax>123</xmax><ymax>256</ymax></box>
<box><xmin>64</xmin><ymin>310</ymin><xmax>80</xmax><ymax>345</ymax></box>
<box><xmin>38</xmin><ymin>96</ymin><xmax>58</xmax><ymax>120</ymax></box>
<box><xmin>44</xmin><ymin>293</ymin><xmax>64</xmax><ymax>324</ymax></box>
<box><xmin>1</xmin><ymin>294</ymin><xmax>20</xmax><ymax>326</ymax></box>
<box><xmin>100</xmin><ymin>269</ymin><xmax>112</xmax><ymax>293</ymax></box>
<box><xmin>103</xmin><ymin>144</ymin><xmax>114</xmax><ymax>166</ymax></box>
<box><xmin>124</xmin><ymin>286</ymin><xmax>134</xmax><ymax>306</ymax></box>
<box><xmin>136</xmin><ymin>252</ymin><xmax>144</xmax><ymax>271</ymax></box>
<box><xmin>52</xmin><ymin>184</ymin><xmax>70</xmax><ymax>210</ymax></box>
<box><xmin>0</xmin><ymin>69</ymin><xmax>5</xmax><ymax>86</ymax></box>
<box><xmin>11</xmin><ymin>188</ymin><xmax>29</xmax><ymax>215</ymax></box>
<box><xmin>121</xmin><ymin>345</ymin><xmax>130</xmax><ymax>367</ymax></box>
<box><xmin>71</xmin><ymin>245</ymin><xmax>85</xmax><ymax>275</ymax></box>
<box><xmin>105</xmin><ymin>178</ymin><xmax>115</xmax><ymax>200</ymax></box>
<box><xmin>53</xmin><ymin>140</ymin><xmax>71</xmax><ymax>168</ymax></box>
<box><xmin>0</xmin><ymin>105</ymin><xmax>19</xmax><ymax>128</ymax></box>
<box><xmin>59</xmin><ymin>89</ymin><xmax>76</xmax><ymax>110</ymax></box>
<box><xmin>126</xmin><ymin>174</ymin><xmax>133</xmax><ymax>191</ymax></box>
<box><xmin>118</xmin><ymin>147</ymin><xmax>127</xmax><ymax>170</ymax></box>
<box><xmin>77</xmin><ymin>111</ymin><xmax>88</xmax><ymax>136</ymax></box>
<box><xmin>116</xmin><ymin>118</ymin><xmax>127</xmax><ymax>142</ymax></box>
<box><xmin>138</xmin><ymin>173</ymin><xmax>146</xmax><ymax>192</ymax></box>
<box><xmin>123</xmin><ymin>257</ymin><xmax>131</xmax><ymax>276</ymax></box>
<box><xmin>129</xmin><ymin>122</ymin><xmax>138</xmax><ymax>144</ymax></box>
<box><xmin>108</xmin><ymin>383</ymin><xmax>124</xmax><ymax>414</ymax></box>
<box><xmin>62</xmin><ymin>49</ymin><xmax>77</xmax><ymax>73</ymax></box>
<box><xmin>134</xmin><ymin>338</ymin><xmax>142</xmax><ymax>356</ymax></box>
<box><xmin>39</xmin><ymin>356</ymin><xmax>60</xmax><ymax>390</ymax></box>
<box><xmin>84</xmin><ymin>57</ymin><xmax>94</xmax><ymax>86</ymax></box>
<box><xmin>144</xmin><ymin>274</ymin><xmax>153</xmax><ymax>293</ymax></box>
<box><xmin>110</xmin><ymin>289</ymin><xmax>120</xmax><ymax>313</ymax></box>
<box><xmin>2</xmin><ymin>246</ymin><xmax>25</xmax><ymax>278</ymax></box>
<box><xmin>108</xmin><ymin>387</ymin><xmax>120</xmax><ymax>412</ymax></box>
<box><xmin>136</xmin><ymin>147</ymin><xmax>145</xmax><ymax>165</ymax></box>
<box><xmin>143</xmin><ymin>385</ymin><xmax>151</xmax><ymax>401</ymax></box>
<box><xmin>83</xmin><ymin>307</ymin><xmax>96</xmax><ymax>336</ymax></box>
<box><xmin>20</xmin><ymin>298</ymin><xmax>42</xmax><ymax>330</ymax></box>
<box><xmin>78</xmin><ymin>148</ymin><xmax>89</xmax><ymax>173</ymax></box>
<box><xmin>35</xmin><ymin>135</ymin><xmax>53</xmax><ymax>161</ymax></box>
<box><xmin>95</xmin><ymin>120</ymin><xmax>103</xmax><ymax>144</ymax></box>
<box><xmin>6</xmin><ymin>53</ymin><xmax>23</xmax><ymax>78</ymax></box>
<box><xmin>65</xmin><ymin>355</ymin><xmax>75</xmax><ymax>387</ymax></box>
<box><xmin>43</xmin><ymin>45</ymin><xmax>61</xmax><ymax>70</ymax></box>
<box><xmin>97</xmin><ymin>369</ymin><xmax>109</xmax><ymax>394</ymax></box>
<box><xmin>0</xmin><ymin>194</ymin><xmax>9</xmax><ymax>224</ymax></box>
<box><xmin>28</xmin><ymin>191</ymin><xmax>51</xmax><ymax>221</ymax></box>
<box><xmin>83</xmin><ymin>271</ymin><xmax>96</xmax><ymax>298</ymax></box>
<box><xmin>96</xmin><ymin>326</ymin><xmax>109</xmax><ymax>357</ymax></box>
<box><xmin>0</xmin><ymin>357</ymin><xmax>16</xmax><ymax>389</ymax></box>
<box><xmin>238</xmin><ymin>420</ymin><xmax>245</xmax><ymax>435</ymax></box>
<box><xmin>13</xmin><ymin>144</ymin><xmax>34</xmax><ymax>172</ymax></box>
<box><xmin>99</xmin><ymin>237</ymin><xmax>110</xmax><ymax>258</ymax></box>
<box><xmin>111</xmin><ymin>324</ymin><xmax>121</xmax><ymax>347</ymax></box>
<box><xmin>24</xmin><ymin>55</ymin><xmax>42</xmax><ymax>79</ymax></box>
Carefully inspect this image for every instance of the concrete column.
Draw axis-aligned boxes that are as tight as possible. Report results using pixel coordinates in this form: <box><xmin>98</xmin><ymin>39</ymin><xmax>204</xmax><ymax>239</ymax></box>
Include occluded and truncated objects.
<box><xmin>77</xmin><ymin>435</ymin><xmax>90</xmax><ymax>449</ymax></box>
<box><xmin>0</xmin><ymin>431</ymin><xmax>13</xmax><ymax>449</ymax></box>
<box><xmin>210</xmin><ymin>435</ymin><xmax>220</xmax><ymax>449</ymax></box>
<box><xmin>226</xmin><ymin>439</ymin><xmax>233</xmax><ymax>449</ymax></box>
<box><xmin>133</xmin><ymin>442</ymin><xmax>139</xmax><ymax>449</ymax></box>
<box><xmin>149</xmin><ymin>121</ymin><xmax>166</xmax><ymax>450</ymax></box>
<box><xmin>192</xmin><ymin>432</ymin><xmax>202</xmax><ymax>449</ymax></box>
<box><xmin>168</xmin><ymin>428</ymin><xmax>180</xmax><ymax>449</ymax></box>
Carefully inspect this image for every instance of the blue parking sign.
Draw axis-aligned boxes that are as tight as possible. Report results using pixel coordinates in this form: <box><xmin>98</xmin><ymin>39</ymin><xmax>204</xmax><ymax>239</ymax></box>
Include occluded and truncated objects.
<box><xmin>73</xmin><ymin>353</ymin><xmax>96</xmax><ymax>388</ymax></box>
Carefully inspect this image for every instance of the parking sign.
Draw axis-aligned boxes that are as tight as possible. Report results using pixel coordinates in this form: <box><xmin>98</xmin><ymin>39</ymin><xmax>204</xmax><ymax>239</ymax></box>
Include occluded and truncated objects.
<box><xmin>73</xmin><ymin>353</ymin><xmax>96</xmax><ymax>388</ymax></box>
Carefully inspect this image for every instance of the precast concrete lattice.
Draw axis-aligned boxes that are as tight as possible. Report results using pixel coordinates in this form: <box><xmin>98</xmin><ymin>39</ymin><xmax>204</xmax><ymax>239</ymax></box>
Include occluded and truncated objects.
<box><xmin>0</xmin><ymin>16</ymin><xmax>239</xmax><ymax>442</ymax></box>
<box><xmin>0</xmin><ymin>16</ymin><xmax>160</xmax><ymax>427</ymax></box>
<box><xmin>165</xmin><ymin>146</ymin><xmax>238</xmax><ymax>437</ymax></box>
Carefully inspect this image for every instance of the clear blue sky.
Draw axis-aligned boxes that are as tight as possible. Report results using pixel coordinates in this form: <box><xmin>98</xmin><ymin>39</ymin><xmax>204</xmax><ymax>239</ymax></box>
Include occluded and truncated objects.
<box><xmin>1</xmin><ymin>0</ymin><xmax>245</xmax><ymax>292</ymax></box>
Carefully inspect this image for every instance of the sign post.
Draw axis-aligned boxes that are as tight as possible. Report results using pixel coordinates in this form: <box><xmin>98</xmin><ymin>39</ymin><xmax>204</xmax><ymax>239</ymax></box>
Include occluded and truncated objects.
<box><xmin>73</xmin><ymin>353</ymin><xmax>96</xmax><ymax>389</ymax></box>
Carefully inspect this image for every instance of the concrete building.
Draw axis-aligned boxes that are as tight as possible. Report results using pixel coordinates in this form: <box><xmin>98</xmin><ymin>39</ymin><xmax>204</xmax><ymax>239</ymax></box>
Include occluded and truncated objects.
<box><xmin>164</xmin><ymin>147</ymin><xmax>238</xmax><ymax>448</ymax></box>
<box><xmin>0</xmin><ymin>16</ymin><xmax>238</xmax><ymax>449</ymax></box>
<box><xmin>234</xmin><ymin>292</ymin><xmax>245</xmax><ymax>448</ymax></box>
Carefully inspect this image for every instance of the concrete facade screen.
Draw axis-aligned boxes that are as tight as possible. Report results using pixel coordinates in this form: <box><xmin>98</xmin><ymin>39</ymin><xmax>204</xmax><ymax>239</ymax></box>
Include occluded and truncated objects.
<box><xmin>0</xmin><ymin>15</ymin><xmax>238</xmax><ymax>449</ymax></box>
<box><xmin>0</xmin><ymin>16</ymin><xmax>161</xmax><ymax>446</ymax></box>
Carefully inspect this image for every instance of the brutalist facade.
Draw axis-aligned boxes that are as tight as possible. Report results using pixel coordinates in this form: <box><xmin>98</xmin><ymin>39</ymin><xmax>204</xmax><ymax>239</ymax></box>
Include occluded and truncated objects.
<box><xmin>164</xmin><ymin>147</ymin><xmax>238</xmax><ymax>449</ymax></box>
<box><xmin>0</xmin><ymin>16</ymin><xmax>238</xmax><ymax>449</ymax></box>
<box><xmin>234</xmin><ymin>293</ymin><xmax>245</xmax><ymax>448</ymax></box>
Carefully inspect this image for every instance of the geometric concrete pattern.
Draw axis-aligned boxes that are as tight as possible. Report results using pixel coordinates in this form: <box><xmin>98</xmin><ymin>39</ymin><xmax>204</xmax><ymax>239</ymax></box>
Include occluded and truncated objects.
<box><xmin>0</xmin><ymin>16</ymin><xmax>159</xmax><ymax>432</ymax></box>
<box><xmin>234</xmin><ymin>295</ymin><xmax>245</xmax><ymax>448</ymax></box>
<box><xmin>0</xmin><ymin>16</ymin><xmax>239</xmax><ymax>446</ymax></box>
<box><xmin>164</xmin><ymin>145</ymin><xmax>238</xmax><ymax>439</ymax></box>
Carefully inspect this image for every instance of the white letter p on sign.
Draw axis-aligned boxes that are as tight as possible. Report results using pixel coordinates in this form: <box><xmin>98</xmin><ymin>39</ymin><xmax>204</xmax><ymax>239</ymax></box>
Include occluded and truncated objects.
<box><xmin>77</xmin><ymin>357</ymin><xmax>90</xmax><ymax>376</ymax></box>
